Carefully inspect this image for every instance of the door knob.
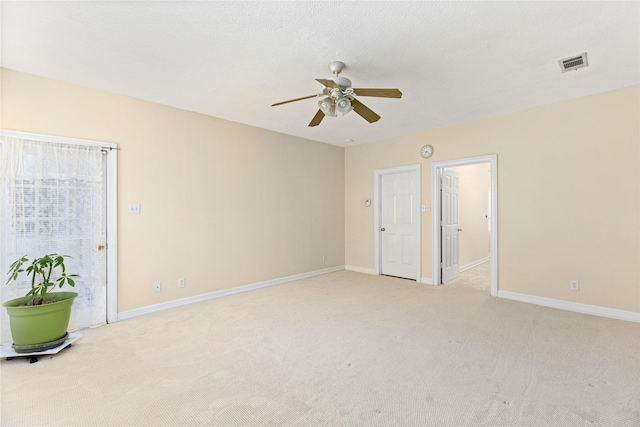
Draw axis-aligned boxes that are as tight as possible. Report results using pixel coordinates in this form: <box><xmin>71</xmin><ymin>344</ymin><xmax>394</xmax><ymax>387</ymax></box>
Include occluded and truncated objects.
<box><xmin>381</xmin><ymin>228</ymin><xmax>386</xmax><ymax>231</ymax></box>
<box><xmin>457</xmin><ymin>229</ymin><xmax>463</xmax><ymax>231</ymax></box>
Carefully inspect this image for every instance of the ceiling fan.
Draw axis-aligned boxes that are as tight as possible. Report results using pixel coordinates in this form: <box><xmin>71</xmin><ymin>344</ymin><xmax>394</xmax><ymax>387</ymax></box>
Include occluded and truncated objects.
<box><xmin>271</xmin><ymin>61</ymin><xmax>402</xmax><ymax>127</ymax></box>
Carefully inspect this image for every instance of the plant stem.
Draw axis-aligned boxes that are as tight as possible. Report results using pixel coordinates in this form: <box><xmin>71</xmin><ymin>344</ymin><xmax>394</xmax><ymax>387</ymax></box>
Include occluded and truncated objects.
<box><xmin>46</xmin><ymin>261</ymin><xmax>53</xmax><ymax>284</ymax></box>
<box><xmin>31</xmin><ymin>263</ymin><xmax>37</xmax><ymax>291</ymax></box>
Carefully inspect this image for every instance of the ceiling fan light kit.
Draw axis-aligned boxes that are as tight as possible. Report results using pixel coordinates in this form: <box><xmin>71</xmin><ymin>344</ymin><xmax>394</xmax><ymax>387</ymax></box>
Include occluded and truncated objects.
<box><xmin>272</xmin><ymin>61</ymin><xmax>402</xmax><ymax>127</ymax></box>
<box><xmin>318</xmin><ymin>97</ymin><xmax>336</xmax><ymax>117</ymax></box>
<box><xmin>336</xmin><ymin>97</ymin><xmax>352</xmax><ymax>115</ymax></box>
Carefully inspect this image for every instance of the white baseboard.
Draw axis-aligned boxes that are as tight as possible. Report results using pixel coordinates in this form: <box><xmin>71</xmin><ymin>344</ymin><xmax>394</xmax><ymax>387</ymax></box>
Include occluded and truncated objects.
<box><xmin>117</xmin><ymin>265</ymin><xmax>345</xmax><ymax>322</ymax></box>
<box><xmin>498</xmin><ymin>290</ymin><xmax>640</xmax><ymax>323</ymax></box>
<box><xmin>460</xmin><ymin>257</ymin><xmax>490</xmax><ymax>273</ymax></box>
<box><xmin>345</xmin><ymin>265</ymin><xmax>376</xmax><ymax>275</ymax></box>
<box><xmin>117</xmin><ymin>268</ymin><xmax>640</xmax><ymax>324</ymax></box>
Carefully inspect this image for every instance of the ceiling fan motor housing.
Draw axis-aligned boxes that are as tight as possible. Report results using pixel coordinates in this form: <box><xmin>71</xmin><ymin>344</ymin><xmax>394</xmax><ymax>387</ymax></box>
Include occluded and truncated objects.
<box><xmin>332</xmin><ymin>76</ymin><xmax>352</xmax><ymax>89</ymax></box>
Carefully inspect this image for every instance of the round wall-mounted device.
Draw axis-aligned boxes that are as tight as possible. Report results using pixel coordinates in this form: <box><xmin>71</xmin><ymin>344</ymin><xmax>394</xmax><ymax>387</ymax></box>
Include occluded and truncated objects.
<box><xmin>421</xmin><ymin>144</ymin><xmax>434</xmax><ymax>158</ymax></box>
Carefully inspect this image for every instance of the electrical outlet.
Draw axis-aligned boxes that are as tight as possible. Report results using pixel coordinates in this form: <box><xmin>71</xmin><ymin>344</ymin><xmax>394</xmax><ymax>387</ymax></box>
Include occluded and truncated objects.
<box><xmin>178</xmin><ymin>278</ymin><xmax>185</xmax><ymax>288</ymax></box>
<box><xmin>153</xmin><ymin>281</ymin><xmax>161</xmax><ymax>292</ymax></box>
<box><xmin>322</xmin><ymin>255</ymin><xmax>326</xmax><ymax>262</ymax></box>
<box><xmin>569</xmin><ymin>280</ymin><xmax>579</xmax><ymax>291</ymax></box>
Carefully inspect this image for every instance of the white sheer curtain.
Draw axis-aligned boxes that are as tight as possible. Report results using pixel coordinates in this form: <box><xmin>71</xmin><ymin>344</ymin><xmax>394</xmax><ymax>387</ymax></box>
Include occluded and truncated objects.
<box><xmin>0</xmin><ymin>135</ymin><xmax>106</xmax><ymax>344</ymax></box>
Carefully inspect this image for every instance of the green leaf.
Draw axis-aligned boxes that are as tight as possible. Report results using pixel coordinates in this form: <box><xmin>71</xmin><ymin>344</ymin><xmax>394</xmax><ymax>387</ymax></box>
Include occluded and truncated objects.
<box><xmin>5</xmin><ymin>253</ymin><xmax>80</xmax><ymax>297</ymax></box>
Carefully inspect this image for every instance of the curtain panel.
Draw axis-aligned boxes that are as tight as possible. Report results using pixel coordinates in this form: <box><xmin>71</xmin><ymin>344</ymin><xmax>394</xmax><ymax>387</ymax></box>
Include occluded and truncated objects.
<box><xmin>0</xmin><ymin>136</ymin><xmax>106</xmax><ymax>344</ymax></box>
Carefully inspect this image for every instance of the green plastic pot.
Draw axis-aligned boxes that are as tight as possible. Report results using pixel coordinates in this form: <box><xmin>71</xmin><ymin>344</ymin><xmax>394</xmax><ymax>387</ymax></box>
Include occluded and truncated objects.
<box><xmin>2</xmin><ymin>292</ymin><xmax>77</xmax><ymax>347</ymax></box>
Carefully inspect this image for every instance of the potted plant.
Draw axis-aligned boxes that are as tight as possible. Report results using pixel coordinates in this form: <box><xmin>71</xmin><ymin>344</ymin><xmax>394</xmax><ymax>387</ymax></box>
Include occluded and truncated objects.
<box><xmin>2</xmin><ymin>254</ymin><xmax>78</xmax><ymax>353</ymax></box>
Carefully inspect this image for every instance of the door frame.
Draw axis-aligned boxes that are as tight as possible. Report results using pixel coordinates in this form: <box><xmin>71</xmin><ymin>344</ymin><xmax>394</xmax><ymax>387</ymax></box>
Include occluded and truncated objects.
<box><xmin>374</xmin><ymin>164</ymin><xmax>421</xmax><ymax>280</ymax></box>
<box><xmin>1</xmin><ymin>130</ymin><xmax>119</xmax><ymax>322</ymax></box>
<box><xmin>431</xmin><ymin>155</ymin><xmax>498</xmax><ymax>296</ymax></box>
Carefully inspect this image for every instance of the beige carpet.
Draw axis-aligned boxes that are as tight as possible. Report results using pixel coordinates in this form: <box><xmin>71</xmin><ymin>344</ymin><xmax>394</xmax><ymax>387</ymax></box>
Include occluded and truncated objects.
<box><xmin>448</xmin><ymin>262</ymin><xmax>491</xmax><ymax>291</ymax></box>
<box><xmin>2</xmin><ymin>268</ymin><xmax>639</xmax><ymax>426</ymax></box>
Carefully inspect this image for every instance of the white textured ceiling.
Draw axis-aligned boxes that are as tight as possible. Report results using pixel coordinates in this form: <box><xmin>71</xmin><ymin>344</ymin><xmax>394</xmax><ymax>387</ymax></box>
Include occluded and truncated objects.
<box><xmin>2</xmin><ymin>1</ymin><xmax>639</xmax><ymax>146</ymax></box>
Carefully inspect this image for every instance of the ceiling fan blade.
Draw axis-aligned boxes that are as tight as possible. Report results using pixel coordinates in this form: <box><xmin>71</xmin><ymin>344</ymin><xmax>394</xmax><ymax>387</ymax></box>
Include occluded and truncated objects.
<box><xmin>351</xmin><ymin>98</ymin><xmax>381</xmax><ymax>123</ymax></box>
<box><xmin>272</xmin><ymin>94</ymin><xmax>318</xmax><ymax>107</ymax></box>
<box><xmin>308</xmin><ymin>109</ymin><xmax>325</xmax><ymax>127</ymax></box>
<box><xmin>315</xmin><ymin>78</ymin><xmax>340</xmax><ymax>89</ymax></box>
<box><xmin>353</xmin><ymin>88</ymin><xmax>402</xmax><ymax>98</ymax></box>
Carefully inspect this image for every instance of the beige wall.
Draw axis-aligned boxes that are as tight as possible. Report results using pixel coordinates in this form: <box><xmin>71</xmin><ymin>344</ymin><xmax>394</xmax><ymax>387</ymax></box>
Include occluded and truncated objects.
<box><xmin>1</xmin><ymin>68</ymin><xmax>345</xmax><ymax>312</ymax></box>
<box><xmin>2</xmin><ymin>68</ymin><xmax>638</xmax><ymax>314</ymax></box>
<box><xmin>449</xmin><ymin>164</ymin><xmax>490</xmax><ymax>268</ymax></box>
<box><xmin>346</xmin><ymin>85</ymin><xmax>640</xmax><ymax>312</ymax></box>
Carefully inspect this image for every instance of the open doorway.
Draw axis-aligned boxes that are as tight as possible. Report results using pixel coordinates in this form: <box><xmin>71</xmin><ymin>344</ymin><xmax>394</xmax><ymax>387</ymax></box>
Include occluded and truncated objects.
<box><xmin>431</xmin><ymin>155</ymin><xmax>497</xmax><ymax>296</ymax></box>
<box><xmin>443</xmin><ymin>163</ymin><xmax>491</xmax><ymax>289</ymax></box>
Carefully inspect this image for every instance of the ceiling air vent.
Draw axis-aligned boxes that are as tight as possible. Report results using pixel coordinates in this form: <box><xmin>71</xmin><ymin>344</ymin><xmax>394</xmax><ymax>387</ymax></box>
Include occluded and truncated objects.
<box><xmin>559</xmin><ymin>52</ymin><xmax>588</xmax><ymax>73</ymax></box>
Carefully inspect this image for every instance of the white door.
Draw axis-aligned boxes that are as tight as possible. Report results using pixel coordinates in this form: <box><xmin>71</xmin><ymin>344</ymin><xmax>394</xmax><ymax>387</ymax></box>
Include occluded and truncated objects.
<box><xmin>441</xmin><ymin>169</ymin><xmax>460</xmax><ymax>283</ymax></box>
<box><xmin>380</xmin><ymin>171</ymin><xmax>417</xmax><ymax>279</ymax></box>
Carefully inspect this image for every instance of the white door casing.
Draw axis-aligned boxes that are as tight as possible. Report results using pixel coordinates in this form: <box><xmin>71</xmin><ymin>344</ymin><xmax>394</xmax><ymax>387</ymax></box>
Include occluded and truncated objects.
<box><xmin>431</xmin><ymin>155</ymin><xmax>498</xmax><ymax>295</ymax></box>
<box><xmin>378</xmin><ymin>169</ymin><xmax>419</xmax><ymax>280</ymax></box>
<box><xmin>441</xmin><ymin>169</ymin><xmax>460</xmax><ymax>283</ymax></box>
